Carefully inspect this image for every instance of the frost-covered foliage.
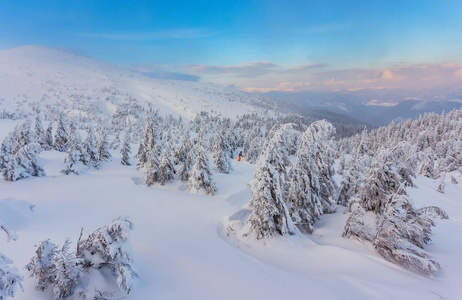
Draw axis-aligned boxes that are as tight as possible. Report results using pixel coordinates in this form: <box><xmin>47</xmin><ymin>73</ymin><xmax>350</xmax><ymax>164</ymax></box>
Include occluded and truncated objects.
<box><xmin>288</xmin><ymin>120</ymin><xmax>337</xmax><ymax>233</ymax></box>
<box><xmin>374</xmin><ymin>193</ymin><xmax>448</xmax><ymax>276</ymax></box>
<box><xmin>0</xmin><ymin>253</ymin><xmax>23</xmax><ymax>299</ymax></box>
<box><xmin>27</xmin><ymin>218</ymin><xmax>137</xmax><ymax>298</ymax></box>
<box><xmin>188</xmin><ymin>146</ymin><xmax>217</xmax><ymax>195</ymax></box>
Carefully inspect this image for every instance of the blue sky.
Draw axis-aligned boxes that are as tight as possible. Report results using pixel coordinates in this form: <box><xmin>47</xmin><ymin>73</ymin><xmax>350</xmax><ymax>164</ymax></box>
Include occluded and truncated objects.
<box><xmin>1</xmin><ymin>0</ymin><xmax>462</xmax><ymax>92</ymax></box>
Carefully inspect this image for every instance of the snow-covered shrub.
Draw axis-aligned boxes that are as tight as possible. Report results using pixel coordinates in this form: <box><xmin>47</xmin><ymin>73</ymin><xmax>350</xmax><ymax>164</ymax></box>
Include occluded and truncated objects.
<box><xmin>27</xmin><ymin>218</ymin><xmax>137</xmax><ymax>298</ymax></box>
<box><xmin>26</xmin><ymin>240</ymin><xmax>58</xmax><ymax>292</ymax></box>
<box><xmin>0</xmin><ymin>253</ymin><xmax>23</xmax><ymax>299</ymax></box>
<box><xmin>374</xmin><ymin>193</ymin><xmax>448</xmax><ymax>276</ymax></box>
<box><xmin>4</xmin><ymin>143</ymin><xmax>45</xmax><ymax>181</ymax></box>
<box><xmin>78</xmin><ymin>217</ymin><xmax>137</xmax><ymax>294</ymax></box>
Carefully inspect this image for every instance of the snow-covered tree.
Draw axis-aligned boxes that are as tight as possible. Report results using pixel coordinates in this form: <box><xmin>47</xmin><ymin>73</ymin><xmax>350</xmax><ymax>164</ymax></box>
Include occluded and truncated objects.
<box><xmin>374</xmin><ymin>192</ymin><xmax>448</xmax><ymax>276</ymax></box>
<box><xmin>174</xmin><ymin>131</ymin><xmax>192</xmax><ymax>165</ymax></box>
<box><xmin>0</xmin><ymin>137</ymin><xmax>12</xmax><ymax>174</ymax></box>
<box><xmin>77</xmin><ymin>217</ymin><xmax>137</xmax><ymax>294</ymax></box>
<box><xmin>246</xmin><ymin>154</ymin><xmax>294</xmax><ymax>239</ymax></box>
<box><xmin>288</xmin><ymin>120</ymin><xmax>336</xmax><ymax>233</ymax></box>
<box><xmin>52</xmin><ymin>239</ymin><xmax>83</xmax><ymax>300</ymax></box>
<box><xmin>188</xmin><ymin>146</ymin><xmax>217</xmax><ymax>195</ymax></box>
<box><xmin>54</xmin><ymin>113</ymin><xmax>69</xmax><ymax>152</ymax></box>
<box><xmin>158</xmin><ymin>143</ymin><xmax>175</xmax><ymax>185</ymax></box>
<box><xmin>26</xmin><ymin>240</ymin><xmax>58</xmax><ymax>292</ymax></box>
<box><xmin>4</xmin><ymin>143</ymin><xmax>45</xmax><ymax>181</ymax></box>
<box><xmin>43</xmin><ymin>122</ymin><xmax>54</xmax><ymax>151</ymax></box>
<box><xmin>84</xmin><ymin>127</ymin><xmax>99</xmax><ymax>168</ymax></box>
<box><xmin>96</xmin><ymin>129</ymin><xmax>111</xmax><ymax>162</ymax></box>
<box><xmin>120</xmin><ymin>130</ymin><xmax>132</xmax><ymax>166</ymax></box>
<box><xmin>27</xmin><ymin>218</ymin><xmax>137</xmax><ymax>298</ymax></box>
<box><xmin>0</xmin><ymin>253</ymin><xmax>23</xmax><ymax>299</ymax></box>
<box><xmin>34</xmin><ymin>110</ymin><xmax>46</xmax><ymax>148</ymax></box>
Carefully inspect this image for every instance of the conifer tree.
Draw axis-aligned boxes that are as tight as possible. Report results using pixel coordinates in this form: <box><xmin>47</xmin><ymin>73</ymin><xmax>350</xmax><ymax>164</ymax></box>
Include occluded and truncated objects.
<box><xmin>96</xmin><ymin>129</ymin><xmax>111</xmax><ymax>161</ymax></box>
<box><xmin>158</xmin><ymin>143</ymin><xmax>175</xmax><ymax>185</ymax></box>
<box><xmin>54</xmin><ymin>113</ymin><xmax>69</xmax><ymax>152</ymax></box>
<box><xmin>188</xmin><ymin>146</ymin><xmax>217</xmax><ymax>195</ymax></box>
<box><xmin>84</xmin><ymin>127</ymin><xmax>99</xmax><ymax>168</ymax></box>
<box><xmin>43</xmin><ymin>122</ymin><xmax>54</xmax><ymax>151</ymax></box>
<box><xmin>288</xmin><ymin>120</ymin><xmax>336</xmax><ymax>233</ymax></box>
<box><xmin>0</xmin><ymin>253</ymin><xmax>23</xmax><ymax>299</ymax></box>
<box><xmin>245</xmin><ymin>125</ymin><xmax>296</xmax><ymax>239</ymax></box>
<box><xmin>34</xmin><ymin>110</ymin><xmax>46</xmax><ymax>148</ymax></box>
<box><xmin>4</xmin><ymin>143</ymin><xmax>45</xmax><ymax>181</ymax></box>
<box><xmin>120</xmin><ymin>130</ymin><xmax>132</xmax><ymax>166</ymax></box>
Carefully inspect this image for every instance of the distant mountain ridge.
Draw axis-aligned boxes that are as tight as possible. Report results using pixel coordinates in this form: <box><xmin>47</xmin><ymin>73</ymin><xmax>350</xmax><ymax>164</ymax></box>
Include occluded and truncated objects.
<box><xmin>265</xmin><ymin>88</ymin><xmax>462</xmax><ymax>126</ymax></box>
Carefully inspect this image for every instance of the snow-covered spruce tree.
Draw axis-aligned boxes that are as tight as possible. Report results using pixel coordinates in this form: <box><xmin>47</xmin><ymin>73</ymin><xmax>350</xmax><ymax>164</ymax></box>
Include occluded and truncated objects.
<box><xmin>34</xmin><ymin>110</ymin><xmax>46</xmax><ymax>149</ymax></box>
<box><xmin>96</xmin><ymin>129</ymin><xmax>111</xmax><ymax>162</ymax></box>
<box><xmin>9</xmin><ymin>120</ymin><xmax>33</xmax><ymax>155</ymax></box>
<box><xmin>158</xmin><ymin>143</ymin><xmax>175</xmax><ymax>185</ymax></box>
<box><xmin>0</xmin><ymin>253</ymin><xmax>23</xmax><ymax>299</ymax></box>
<box><xmin>0</xmin><ymin>137</ymin><xmax>12</xmax><ymax>173</ymax></box>
<box><xmin>84</xmin><ymin>127</ymin><xmax>99</xmax><ymax>168</ymax></box>
<box><xmin>188</xmin><ymin>146</ymin><xmax>217</xmax><ymax>195</ymax></box>
<box><xmin>179</xmin><ymin>144</ymin><xmax>197</xmax><ymax>182</ymax></box>
<box><xmin>4</xmin><ymin>143</ymin><xmax>45</xmax><ymax>181</ymax></box>
<box><xmin>52</xmin><ymin>239</ymin><xmax>83</xmax><ymax>300</ymax></box>
<box><xmin>61</xmin><ymin>133</ymin><xmax>82</xmax><ymax>176</ymax></box>
<box><xmin>43</xmin><ymin>122</ymin><xmax>54</xmax><ymax>151</ymax></box>
<box><xmin>54</xmin><ymin>113</ymin><xmax>69</xmax><ymax>152</ymax></box>
<box><xmin>0</xmin><ymin>222</ymin><xmax>23</xmax><ymax>299</ymax></box>
<box><xmin>357</xmin><ymin>149</ymin><xmax>401</xmax><ymax>215</ymax></box>
<box><xmin>120</xmin><ymin>130</ymin><xmax>132</xmax><ymax>166</ymax></box>
<box><xmin>214</xmin><ymin>147</ymin><xmax>232</xmax><ymax>174</ymax></box>
<box><xmin>145</xmin><ymin>150</ymin><xmax>161</xmax><ymax>186</ymax></box>
<box><xmin>174</xmin><ymin>130</ymin><xmax>192</xmax><ymax>165</ymax></box>
<box><xmin>287</xmin><ymin>120</ymin><xmax>336</xmax><ymax>233</ymax></box>
<box><xmin>246</xmin><ymin>136</ymin><xmax>262</xmax><ymax>164</ymax></box>
<box><xmin>137</xmin><ymin>112</ymin><xmax>160</xmax><ymax>169</ymax></box>
<box><xmin>246</xmin><ymin>152</ymin><xmax>294</xmax><ymax>239</ymax></box>
<box><xmin>262</xmin><ymin>123</ymin><xmax>295</xmax><ymax>187</ymax></box>
<box><xmin>27</xmin><ymin>218</ymin><xmax>137</xmax><ymax>298</ymax></box>
<box><xmin>374</xmin><ymin>191</ymin><xmax>448</xmax><ymax>276</ymax></box>
<box><xmin>245</xmin><ymin>124</ymin><xmax>297</xmax><ymax>240</ymax></box>
<box><xmin>78</xmin><ymin>217</ymin><xmax>137</xmax><ymax>294</ymax></box>
<box><xmin>25</xmin><ymin>240</ymin><xmax>58</xmax><ymax>292</ymax></box>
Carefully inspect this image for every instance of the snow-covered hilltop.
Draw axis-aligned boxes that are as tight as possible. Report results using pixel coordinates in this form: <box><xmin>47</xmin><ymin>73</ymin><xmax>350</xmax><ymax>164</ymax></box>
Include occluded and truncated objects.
<box><xmin>0</xmin><ymin>45</ymin><xmax>276</xmax><ymax>120</ymax></box>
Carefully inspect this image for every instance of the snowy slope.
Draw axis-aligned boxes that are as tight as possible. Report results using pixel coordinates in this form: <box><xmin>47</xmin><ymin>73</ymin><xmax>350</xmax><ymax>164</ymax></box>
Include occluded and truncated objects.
<box><xmin>0</xmin><ymin>46</ymin><xmax>275</xmax><ymax>120</ymax></box>
<box><xmin>0</xmin><ymin>119</ymin><xmax>460</xmax><ymax>300</ymax></box>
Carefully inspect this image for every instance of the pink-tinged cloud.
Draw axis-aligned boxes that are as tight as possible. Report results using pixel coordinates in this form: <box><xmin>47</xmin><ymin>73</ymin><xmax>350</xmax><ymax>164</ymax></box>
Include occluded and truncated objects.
<box><xmin>365</xmin><ymin>99</ymin><xmax>398</xmax><ymax>107</ymax></box>
<box><xmin>159</xmin><ymin>60</ymin><xmax>462</xmax><ymax>92</ymax></box>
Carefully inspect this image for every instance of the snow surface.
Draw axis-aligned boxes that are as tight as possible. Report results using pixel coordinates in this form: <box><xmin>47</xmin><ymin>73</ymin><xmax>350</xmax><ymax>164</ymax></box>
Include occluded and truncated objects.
<box><xmin>0</xmin><ymin>119</ymin><xmax>461</xmax><ymax>299</ymax></box>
